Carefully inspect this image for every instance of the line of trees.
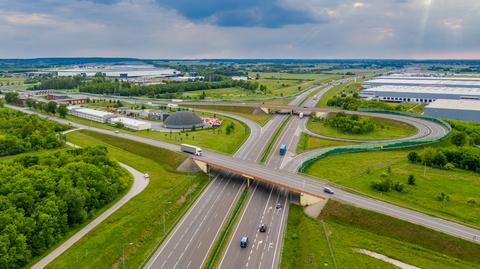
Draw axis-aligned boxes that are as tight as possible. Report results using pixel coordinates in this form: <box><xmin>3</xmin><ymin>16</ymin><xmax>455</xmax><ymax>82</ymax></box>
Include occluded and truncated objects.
<box><xmin>28</xmin><ymin>76</ymin><xmax>83</xmax><ymax>91</ymax></box>
<box><xmin>0</xmin><ymin>146</ymin><xmax>130</xmax><ymax>268</ymax></box>
<box><xmin>408</xmin><ymin>146</ymin><xmax>480</xmax><ymax>173</ymax></box>
<box><xmin>322</xmin><ymin>112</ymin><xmax>375</xmax><ymax>134</ymax></box>
<box><xmin>78</xmin><ymin>79</ymin><xmax>261</xmax><ymax>97</ymax></box>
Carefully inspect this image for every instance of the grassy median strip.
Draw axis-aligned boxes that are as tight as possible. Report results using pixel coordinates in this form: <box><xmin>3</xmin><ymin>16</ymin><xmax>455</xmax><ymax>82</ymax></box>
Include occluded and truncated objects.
<box><xmin>260</xmin><ymin>116</ymin><xmax>291</xmax><ymax>163</ymax></box>
<box><xmin>204</xmin><ymin>188</ymin><xmax>249</xmax><ymax>269</ymax></box>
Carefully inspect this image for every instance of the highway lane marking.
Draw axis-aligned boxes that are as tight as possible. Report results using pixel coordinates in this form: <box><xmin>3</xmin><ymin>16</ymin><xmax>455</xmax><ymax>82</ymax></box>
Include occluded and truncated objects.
<box><xmin>218</xmin><ymin>182</ymin><xmax>261</xmax><ymax>269</ymax></box>
<box><xmin>146</xmin><ymin>174</ymin><xmax>223</xmax><ymax>268</ymax></box>
<box><xmin>259</xmin><ymin>188</ymin><xmax>282</xmax><ymax>269</ymax></box>
<box><xmin>199</xmin><ymin>178</ymin><xmax>247</xmax><ymax>269</ymax></box>
<box><xmin>172</xmin><ymin>175</ymin><xmax>237</xmax><ymax>269</ymax></box>
<box><xmin>271</xmin><ymin>190</ymin><xmax>289</xmax><ymax>269</ymax></box>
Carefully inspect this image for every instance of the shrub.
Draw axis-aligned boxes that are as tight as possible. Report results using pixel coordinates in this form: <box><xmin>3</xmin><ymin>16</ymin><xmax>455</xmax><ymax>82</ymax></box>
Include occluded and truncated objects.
<box><xmin>467</xmin><ymin>198</ymin><xmax>477</xmax><ymax>205</ymax></box>
<box><xmin>437</xmin><ymin>192</ymin><xmax>450</xmax><ymax>202</ymax></box>
<box><xmin>408</xmin><ymin>174</ymin><xmax>416</xmax><ymax>185</ymax></box>
<box><xmin>444</xmin><ymin>163</ymin><xmax>455</xmax><ymax>170</ymax></box>
<box><xmin>371</xmin><ymin>178</ymin><xmax>392</xmax><ymax>192</ymax></box>
<box><xmin>408</xmin><ymin>151</ymin><xmax>420</xmax><ymax>163</ymax></box>
<box><xmin>393</xmin><ymin>181</ymin><xmax>405</xmax><ymax>192</ymax></box>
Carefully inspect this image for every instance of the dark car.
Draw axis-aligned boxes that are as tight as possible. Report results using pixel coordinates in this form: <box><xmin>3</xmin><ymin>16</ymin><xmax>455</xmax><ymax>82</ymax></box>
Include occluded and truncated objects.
<box><xmin>240</xmin><ymin>236</ymin><xmax>248</xmax><ymax>248</ymax></box>
<box><xmin>323</xmin><ymin>187</ymin><xmax>334</xmax><ymax>194</ymax></box>
<box><xmin>259</xmin><ymin>224</ymin><xmax>267</xmax><ymax>233</ymax></box>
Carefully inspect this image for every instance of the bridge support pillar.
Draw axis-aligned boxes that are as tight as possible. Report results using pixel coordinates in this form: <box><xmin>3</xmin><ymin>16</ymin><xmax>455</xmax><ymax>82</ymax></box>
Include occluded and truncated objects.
<box><xmin>192</xmin><ymin>160</ymin><xmax>209</xmax><ymax>173</ymax></box>
<box><xmin>242</xmin><ymin>174</ymin><xmax>254</xmax><ymax>188</ymax></box>
<box><xmin>300</xmin><ymin>193</ymin><xmax>324</xmax><ymax>206</ymax></box>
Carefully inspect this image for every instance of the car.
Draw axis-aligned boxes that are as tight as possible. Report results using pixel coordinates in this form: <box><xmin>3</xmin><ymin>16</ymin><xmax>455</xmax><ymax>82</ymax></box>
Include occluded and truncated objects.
<box><xmin>114</xmin><ymin>130</ymin><xmax>120</xmax><ymax>134</ymax></box>
<box><xmin>323</xmin><ymin>187</ymin><xmax>334</xmax><ymax>194</ymax></box>
<box><xmin>240</xmin><ymin>236</ymin><xmax>248</xmax><ymax>248</ymax></box>
<box><xmin>276</xmin><ymin>203</ymin><xmax>282</xmax><ymax>209</ymax></box>
<box><xmin>259</xmin><ymin>224</ymin><xmax>266</xmax><ymax>232</ymax></box>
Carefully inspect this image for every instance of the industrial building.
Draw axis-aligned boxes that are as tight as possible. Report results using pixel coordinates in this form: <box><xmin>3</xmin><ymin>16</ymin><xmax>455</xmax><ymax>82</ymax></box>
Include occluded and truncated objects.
<box><xmin>425</xmin><ymin>99</ymin><xmax>480</xmax><ymax>123</ymax></box>
<box><xmin>68</xmin><ymin>107</ymin><xmax>116</xmax><ymax>123</ymax></box>
<box><xmin>110</xmin><ymin>117</ymin><xmax>152</xmax><ymax>130</ymax></box>
<box><xmin>163</xmin><ymin>111</ymin><xmax>205</xmax><ymax>129</ymax></box>
<box><xmin>363</xmin><ymin>77</ymin><xmax>480</xmax><ymax>88</ymax></box>
<box><xmin>360</xmin><ymin>75</ymin><xmax>480</xmax><ymax>104</ymax></box>
<box><xmin>359</xmin><ymin>86</ymin><xmax>480</xmax><ymax>103</ymax></box>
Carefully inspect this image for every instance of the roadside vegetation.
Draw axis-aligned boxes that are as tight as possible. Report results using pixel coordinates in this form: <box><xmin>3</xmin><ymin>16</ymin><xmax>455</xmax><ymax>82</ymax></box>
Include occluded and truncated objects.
<box><xmin>47</xmin><ymin>130</ymin><xmax>209</xmax><ymax>268</ymax></box>
<box><xmin>281</xmin><ymin>201</ymin><xmax>480</xmax><ymax>269</ymax></box>
<box><xmin>184</xmin><ymin>104</ymin><xmax>272</xmax><ymax>126</ymax></box>
<box><xmin>307</xmin><ymin>113</ymin><xmax>417</xmax><ymax>140</ymax></box>
<box><xmin>0</xmin><ymin>107</ymin><xmax>67</xmax><ymax>156</ymax></box>
<box><xmin>296</xmin><ymin>133</ymin><xmax>359</xmax><ymax>153</ymax></box>
<box><xmin>1</xmin><ymin>146</ymin><xmax>130</xmax><ymax>268</ymax></box>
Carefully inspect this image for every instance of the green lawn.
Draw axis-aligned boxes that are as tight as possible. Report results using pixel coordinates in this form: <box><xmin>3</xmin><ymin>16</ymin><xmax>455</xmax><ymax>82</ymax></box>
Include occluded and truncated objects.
<box><xmin>66</xmin><ymin>112</ymin><xmax>249</xmax><ymax>155</ymax></box>
<box><xmin>184</xmin><ymin>104</ymin><xmax>272</xmax><ymax>126</ymax></box>
<box><xmin>304</xmin><ymin>148</ymin><xmax>480</xmax><ymax>228</ymax></box>
<box><xmin>47</xmin><ymin>130</ymin><xmax>209</xmax><ymax>269</ymax></box>
<box><xmin>296</xmin><ymin>133</ymin><xmax>359</xmax><ymax>153</ymax></box>
<box><xmin>316</xmin><ymin>81</ymin><xmax>361</xmax><ymax>108</ymax></box>
<box><xmin>306</xmin><ymin>114</ymin><xmax>418</xmax><ymax>140</ymax></box>
<box><xmin>281</xmin><ymin>201</ymin><xmax>480</xmax><ymax>269</ymax></box>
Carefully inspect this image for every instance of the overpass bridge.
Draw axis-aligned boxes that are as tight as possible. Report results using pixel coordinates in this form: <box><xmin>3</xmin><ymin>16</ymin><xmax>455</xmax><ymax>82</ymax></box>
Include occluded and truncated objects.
<box><xmin>191</xmin><ymin>155</ymin><xmax>328</xmax><ymax>206</ymax></box>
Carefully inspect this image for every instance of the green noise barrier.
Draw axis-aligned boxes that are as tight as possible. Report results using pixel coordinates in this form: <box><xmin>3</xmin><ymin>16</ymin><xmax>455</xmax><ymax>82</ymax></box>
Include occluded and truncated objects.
<box><xmin>299</xmin><ymin>109</ymin><xmax>452</xmax><ymax>172</ymax></box>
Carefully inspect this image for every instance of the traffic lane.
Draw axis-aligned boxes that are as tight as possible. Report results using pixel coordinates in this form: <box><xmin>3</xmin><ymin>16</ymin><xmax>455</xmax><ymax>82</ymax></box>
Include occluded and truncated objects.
<box><xmin>265</xmin><ymin>116</ymin><xmax>303</xmax><ymax>169</ymax></box>
<box><xmin>218</xmin><ymin>182</ymin><xmax>274</xmax><ymax>269</ymax></box>
<box><xmin>243</xmin><ymin>115</ymin><xmax>285</xmax><ymax>162</ymax></box>
<box><xmin>198</xmin><ymin>154</ymin><xmax>480</xmax><ymax>243</ymax></box>
<box><xmin>146</xmin><ymin>174</ymin><xmax>244</xmax><ymax>269</ymax></box>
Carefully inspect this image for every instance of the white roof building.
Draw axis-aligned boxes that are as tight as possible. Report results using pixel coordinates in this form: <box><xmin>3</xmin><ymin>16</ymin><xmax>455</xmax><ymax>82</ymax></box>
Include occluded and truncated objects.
<box><xmin>68</xmin><ymin>107</ymin><xmax>115</xmax><ymax>123</ymax></box>
<box><xmin>425</xmin><ymin>99</ymin><xmax>480</xmax><ymax>123</ymax></box>
<box><xmin>110</xmin><ymin>117</ymin><xmax>152</xmax><ymax>130</ymax></box>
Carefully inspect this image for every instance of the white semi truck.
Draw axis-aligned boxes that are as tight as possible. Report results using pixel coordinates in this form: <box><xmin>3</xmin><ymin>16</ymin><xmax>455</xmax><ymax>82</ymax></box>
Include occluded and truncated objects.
<box><xmin>181</xmin><ymin>144</ymin><xmax>203</xmax><ymax>156</ymax></box>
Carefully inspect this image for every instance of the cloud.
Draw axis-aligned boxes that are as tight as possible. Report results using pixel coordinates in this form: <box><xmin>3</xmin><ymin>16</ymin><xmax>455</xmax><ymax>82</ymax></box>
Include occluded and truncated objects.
<box><xmin>442</xmin><ymin>18</ymin><xmax>463</xmax><ymax>31</ymax></box>
<box><xmin>0</xmin><ymin>0</ymin><xmax>479</xmax><ymax>58</ymax></box>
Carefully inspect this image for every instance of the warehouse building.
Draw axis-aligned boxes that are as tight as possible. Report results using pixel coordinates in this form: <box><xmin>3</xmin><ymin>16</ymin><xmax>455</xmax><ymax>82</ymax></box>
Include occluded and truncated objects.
<box><xmin>425</xmin><ymin>99</ymin><xmax>480</xmax><ymax>123</ymax></box>
<box><xmin>363</xmin><ymin>77</ymin><xmax>480</xmax><ymax>88</ymax></box>
<box><xmin>68</xmin><ymin>107</ymin><xmax>116</xmax><ymax>123</ymax></box>
<box><xmin>110</xmin><ymin>117</ymin><xmax>152</xmax><ymax>130</ymax></box>
<box><xmin>359</xmin><ymin>86</ymin><xmax>480</xmax><ymax>104</ymax></box>
<box><xmin>163</xmin><ymin>111</ymin><xmax>205</xmax><ymax>129</ymax></box>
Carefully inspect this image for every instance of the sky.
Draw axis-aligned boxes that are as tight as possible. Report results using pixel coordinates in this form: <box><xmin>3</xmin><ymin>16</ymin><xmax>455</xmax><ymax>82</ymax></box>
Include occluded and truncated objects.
<box><xmin>0</xmin><ymin>0</ymin><xmax>479</xmax><ymax>59</ymax></box>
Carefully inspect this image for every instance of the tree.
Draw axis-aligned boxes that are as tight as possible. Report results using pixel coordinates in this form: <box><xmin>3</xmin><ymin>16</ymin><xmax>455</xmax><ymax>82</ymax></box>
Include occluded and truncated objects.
<box><xmin>58</xmin><ymin>104</ymin><xmax>68</xmax><ymax>118</ymax></box>
<box><xmin>408</xmin><ymin>151</ymin><xmax>420</xmax><ymax>163</ymax></box>
<box><xmin>408</xmin><ymin>174</ymin><xmax>416</xmax><ymax>185</ymax></box>
<box><xmin>45</xmin><ymin>101</ymin><xmax>57</xmax><ymax>114</ymax></box>
<box><xmin>5</xmin><ymin>92</ymin><xmax>19</xmax><ymax>104</ymax></box>
<box><xmin>114</xmin><ymin>122</ymin><xmax>124</xmax><ymax>128</ymax></box>
<box><xmin>450</xmin><ymin>131</ymin><xmax>467</xmax><ymax>146</ymax></box>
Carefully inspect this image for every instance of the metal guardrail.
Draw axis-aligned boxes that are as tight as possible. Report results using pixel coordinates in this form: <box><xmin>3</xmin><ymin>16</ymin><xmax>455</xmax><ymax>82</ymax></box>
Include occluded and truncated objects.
<box><xmin>299</xmin><ymin>109</ymin><xmax>452</xmax><ymax>172</ymax></box>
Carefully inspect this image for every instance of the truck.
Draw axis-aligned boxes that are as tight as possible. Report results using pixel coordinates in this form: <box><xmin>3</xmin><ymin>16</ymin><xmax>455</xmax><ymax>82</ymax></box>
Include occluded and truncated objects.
<box><xmin>181</xmin><ymin>144</ymin><xmax>203</xmax><ymax>156</ymax></box>
<box><xmin>279</xmin><ymin>144</ymin><xmax>287</xmax><ymax>156</ymax></box>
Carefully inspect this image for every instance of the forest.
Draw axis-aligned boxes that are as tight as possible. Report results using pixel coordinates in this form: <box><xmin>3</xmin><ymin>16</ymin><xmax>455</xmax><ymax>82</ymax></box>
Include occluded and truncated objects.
<box><xmin>0</xmin><ymin>146</ymin><xmax>130</xmax><ymax>268</ymax></box>
<box><xmin>0</xmin><ymin>108</ymin><xmax>67</xmax><ymax>156</ymax></box>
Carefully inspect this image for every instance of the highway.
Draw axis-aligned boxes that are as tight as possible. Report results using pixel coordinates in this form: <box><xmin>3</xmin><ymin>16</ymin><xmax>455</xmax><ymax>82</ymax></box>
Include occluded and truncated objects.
<box><xmin>7</xmin><ymin>79</ymin><xmax>480</xmax><ymax>269</ymax></box>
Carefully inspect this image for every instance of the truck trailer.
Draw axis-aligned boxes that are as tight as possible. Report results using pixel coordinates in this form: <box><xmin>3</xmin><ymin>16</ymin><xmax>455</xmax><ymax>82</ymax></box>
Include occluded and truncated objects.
<box><xmin>181</xmin><ymin>144</ymin><xmax>203</xmax><ymax>156</ymax></box>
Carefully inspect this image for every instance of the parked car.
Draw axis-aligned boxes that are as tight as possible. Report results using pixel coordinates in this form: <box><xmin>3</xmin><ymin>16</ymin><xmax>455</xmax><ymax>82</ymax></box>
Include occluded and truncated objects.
<box><xmin>240</xmin><ymin>236</ymin><xmax>248</xmax><ymax>248</ymax></box>
<box><xmin>259</xmin><ymin>224</ymin><xmax>267</xmax><ymax>233</ymax></box>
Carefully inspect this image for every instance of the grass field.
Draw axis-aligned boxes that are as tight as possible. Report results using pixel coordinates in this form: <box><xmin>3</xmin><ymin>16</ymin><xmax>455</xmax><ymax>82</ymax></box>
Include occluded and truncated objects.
<box><xmin>184</xmin><ymin>104</ymin><xmax>272</xmax><ymax>126</ymax></box>
<box><xmin>47</xmin><ymin>130</ymin><xmax>209</xmax><ymax>269</ymax></box>
<box><xmin>306</xmin><ymin>114</ymin><xmax>418</xmax><ymax>140</ymax></box>
<box><xmin>0</xmin><ymin>77</ymin><xmax>24</xmax><ymax>84</ymax></box>
<box><xmin>281</xmin><ymin>201</ymin><xmax>480</xmax><ymax>269</ymax></box>
<box><xmin>303</xmin><ymin>148</ymin><xmax>480</xmax><ymax>228</ymax></box>
<box><xmin>316</xmin><ymin>81</ymin><xmax>361</xmax><ymax>107</ymax></box>
<box><xmin>296</xmin><ymin>133</ymin><xmax>359</xmax><ymax>153</ymax></box>
<box><xmin>65</xmin><ymin>112</ymin><xmax>249</xmax><ymax>154</ymax></box>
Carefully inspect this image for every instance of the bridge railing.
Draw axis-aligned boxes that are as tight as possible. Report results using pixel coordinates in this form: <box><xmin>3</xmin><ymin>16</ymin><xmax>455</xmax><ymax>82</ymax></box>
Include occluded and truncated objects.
<box><xmin>298</xmin><ymin>109</ymin><xmax>452</xmax><ymax>172</ymax></box>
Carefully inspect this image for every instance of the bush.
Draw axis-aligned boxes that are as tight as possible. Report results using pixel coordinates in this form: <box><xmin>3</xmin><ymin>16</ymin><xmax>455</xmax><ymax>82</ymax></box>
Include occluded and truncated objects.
<box><xmin>393</xmin><ymin>181</ymin><xmax>405</xmax><ymax>192</ymax></box>
<box><xmin>371</xmin><ymin>178</ymin><xmax>392</xmax><ymax>192</ymax></box>
<box><xmin>408</xmin><ymin>174</ymin><xmax>416</xmax><ymax>185</ymax></box>
<box><xmin>407</xmin><ymin>151</ymin><xmax>420</xmax><ymax>163</ymax></box>
<box><xmin>444</xmin><ymin>162</ymin><xmax>455</xmax><ymax>170</ymax></box>
<box><xmin>437</xmin><ymin>192</ymin><xmax>450</xmax><ymax>202</ymax></box>
<box><xmin>450</xmin><ymin>131</ymin><xmax>467</xmax><ymax>146</ymax></box>
<box><xmin>323</xmin><ymin>113</ymin><xmax>375</xmax><ymax>134</ymax></box>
